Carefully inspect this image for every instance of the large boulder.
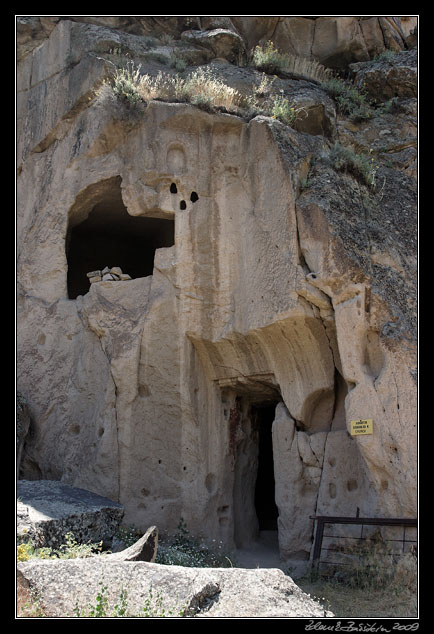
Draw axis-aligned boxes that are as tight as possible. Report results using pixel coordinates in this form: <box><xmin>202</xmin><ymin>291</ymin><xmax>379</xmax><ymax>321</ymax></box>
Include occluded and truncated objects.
<box><xmin>17</xmin><ymin>480</ymin><xmax>124</xmax><ymax>549</ymax></box>
<box><xmin>17</xmin><ymin>558</ymin><xmax>333</xmax><ymax>618</ymax></box>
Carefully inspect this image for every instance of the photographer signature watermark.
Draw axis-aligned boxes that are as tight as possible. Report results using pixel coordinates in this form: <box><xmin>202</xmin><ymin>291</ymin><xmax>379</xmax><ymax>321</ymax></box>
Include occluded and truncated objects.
<box><xmin>305</xmin><ymin>622</ymin><xmax>419</xmax><ymax>632</ymax></box>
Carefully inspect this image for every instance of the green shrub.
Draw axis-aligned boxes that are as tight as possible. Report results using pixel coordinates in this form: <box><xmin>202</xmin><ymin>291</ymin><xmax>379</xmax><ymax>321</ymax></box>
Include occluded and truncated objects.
<box><xmin>321</xmin><ymin>76</ymin><xmax>373</xmax><ymax>121</ymax></box>
<box><xmin>17</xmin><ymin>531</ymin><xmax>103</xmax><ymax>562</ymax></box>
<box><xmin>372</xmin><ymin>49</ymin><xmax>397</xmax><ymax>63</ymax></box>
<box><xmin>17</xmin><ymin>541</ymin><xmax>55</xmax><ymax>562</ymax></box>
<box><xmin>252</xmin><ymin>40</ymin><xmax>287</xmax><ymax>75</ymax></box>
<box><xmin>328</xmin><ymin>143</ymin><xmax>378</xmax><ymax>188</ymax></box>
<box><xmin>170</xmin><ymin>51</ymin><xmax>188</xmax><ymax>72</ymax></box>
<box><xmin>108</xmin><ymin>59</ymin><xmax>144</xmax><ymax>109</ymax></box>
<box><xmin>271</xmin><ymin>95</ymin><xmax>304</xmax><ymax>126</ymax></box>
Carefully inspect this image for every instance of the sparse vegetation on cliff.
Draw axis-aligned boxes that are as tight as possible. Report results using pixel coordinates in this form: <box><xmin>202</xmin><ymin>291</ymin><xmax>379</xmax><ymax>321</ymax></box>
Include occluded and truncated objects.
<box><xmin>251</xmin><ymin>40</ymin><xmax>332</xmax><ymax>83</ymax></box>
<box><xmin>321</xmin><ymin>75</ymin><xmax>374</xmax><ymax>121</ymax></box>
<box><xmin>328</xmin><ymin>142</ymin><xmax>379</xmax><ymax>188</ymax></box>
<box><xmin>104</xmin><ymin>57</ymin><xmax>311</xmax><ymax>131</ymax></box>
<box><xmin>104</xmin><ymin>63</ymin><xmax>245</xmax><ymax>114</ymax></box>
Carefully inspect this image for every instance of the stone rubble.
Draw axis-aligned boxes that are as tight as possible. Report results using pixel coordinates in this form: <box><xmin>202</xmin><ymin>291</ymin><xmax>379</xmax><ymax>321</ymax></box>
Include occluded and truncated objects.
<box><xmin>87</xmin><ymin>266</ymin><xmax>132</xmax><ymax>284</ymax></box>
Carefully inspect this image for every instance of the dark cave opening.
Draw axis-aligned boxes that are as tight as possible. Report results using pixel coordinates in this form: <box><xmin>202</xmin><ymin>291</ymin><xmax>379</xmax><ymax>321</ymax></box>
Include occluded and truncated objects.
<box><xmin>252</xmin><ymin>402</ymin><xmax>279</xmax><ymax>532</ymax></box>
<box><xmin>66</xmin><ymin>184</ymin><xmax>175</xmax><ymax>299</ymax></box>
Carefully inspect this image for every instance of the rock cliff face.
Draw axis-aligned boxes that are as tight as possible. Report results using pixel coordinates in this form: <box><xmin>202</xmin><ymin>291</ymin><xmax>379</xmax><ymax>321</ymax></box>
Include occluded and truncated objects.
<box><xmin>16</xmin><ymin>16</ymin><xmax>417</xmax><ymax>561</ymax></box>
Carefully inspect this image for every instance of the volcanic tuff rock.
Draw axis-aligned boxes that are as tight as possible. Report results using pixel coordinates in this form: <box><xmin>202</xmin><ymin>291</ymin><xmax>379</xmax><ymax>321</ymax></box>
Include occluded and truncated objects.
<box><xmin>17</xmin><ymin>16</ymin><xmax>417</xmax><ymax>66</ymax></box>
<box><xmin>17</xmin><ymin>558</ymin><xmax>334</xmax><ymax>617</ymax></box>
<box><xmin>17</xmin><ymin>16</ymin><xmax>417</xmax><ymax>565</ymax></box>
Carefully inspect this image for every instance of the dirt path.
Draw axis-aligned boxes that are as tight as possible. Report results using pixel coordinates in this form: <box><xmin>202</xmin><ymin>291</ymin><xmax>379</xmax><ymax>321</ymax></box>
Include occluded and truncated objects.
<box><xmin>233</xmin><ymin>531</ymin><xmax>286</xmax><ymax>570</ymax></box>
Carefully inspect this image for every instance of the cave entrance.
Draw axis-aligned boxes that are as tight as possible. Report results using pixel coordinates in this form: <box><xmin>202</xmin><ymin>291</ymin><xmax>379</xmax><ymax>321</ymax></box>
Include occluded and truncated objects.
<box><xmin>252</xmin><ymin>403</ymin><xmax>279</xmax><ymax>532</ymax></box>
<box><xmin>231</xmin><ymin>387</ymin><xmax>281</xmax><ymax>550</ymax></box>
<box><xmin>66</xmin><ymin>176</ymin><xmax>175</xmax><ymax>299</ymax></box>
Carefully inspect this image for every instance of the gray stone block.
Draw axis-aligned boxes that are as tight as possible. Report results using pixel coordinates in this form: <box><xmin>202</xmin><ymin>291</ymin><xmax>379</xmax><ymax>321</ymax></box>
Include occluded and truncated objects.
<box><xmin>17</xmin><ymin>480</ymin><xmax>124</xmax><ymax>549</ymax></box>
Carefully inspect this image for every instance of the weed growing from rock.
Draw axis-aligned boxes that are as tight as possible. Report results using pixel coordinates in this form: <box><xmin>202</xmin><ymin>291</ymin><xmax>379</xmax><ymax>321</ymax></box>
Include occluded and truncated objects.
<box><xmin>104</xmin><ymin>61</ymin><xmax>245</xmax><ymax>115</ymax></box>
<box><xmin>329</xmin><ymin>143</ymin><xmax>379</xmax><ymax>189</ymax></box>
<box><xmin>17</xmin><ymin>531</ymin><xmax>103</xmax><ymax>562</ymax></box>
<box><xmin>109</xmin><ymin>59</ymin><xmax>144</xmax><ymax>109</ymax></box>
<box><xmin>73</xmin><ymin>581</ymin><xmax>187</xmax><ymax>618</ymax></box>
<box><xmin>321</xmin><ymin>76</ymin><xmax>373</xmax><ymax>121</ymax></box>
<box><xmin>251</xmin><ymin>41</ymin><xmax>332</xmax><ymax>83</ymax></box>
<box><xmin>103</xmin><ymin>59</ymin><xmax>314</xmax><ymax>131</ymax></box>
<box><xmin>271</xmin><ymin>94</ymin><xmax>306</xmax><ymax>126</ymax></box>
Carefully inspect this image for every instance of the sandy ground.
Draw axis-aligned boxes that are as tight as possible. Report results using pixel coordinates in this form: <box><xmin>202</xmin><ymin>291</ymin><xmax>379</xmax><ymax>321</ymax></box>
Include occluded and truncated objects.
<box><xmin>233</xmin><ymin>531</ymin><xmax>287</xmax><ymax>571</ymax></box>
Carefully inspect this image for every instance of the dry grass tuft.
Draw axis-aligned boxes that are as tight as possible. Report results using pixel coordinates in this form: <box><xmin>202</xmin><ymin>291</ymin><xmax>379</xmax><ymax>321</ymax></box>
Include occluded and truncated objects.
<box><xmin>251</xmin><ymin>41</ymin><xmax>332</xmax><ymax>83</ymax></box>
<box><xmin>299</xmin><ymin>538</ymin><xmax>418</xmax><ymax>618</ymax></box>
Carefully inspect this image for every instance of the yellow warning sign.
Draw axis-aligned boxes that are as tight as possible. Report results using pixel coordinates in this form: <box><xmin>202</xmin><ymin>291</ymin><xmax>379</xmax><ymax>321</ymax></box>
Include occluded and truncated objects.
<box><xmin>350</xmin><ymin>418</ymin><xmax>373</xmax><ymax>436</ymax></box>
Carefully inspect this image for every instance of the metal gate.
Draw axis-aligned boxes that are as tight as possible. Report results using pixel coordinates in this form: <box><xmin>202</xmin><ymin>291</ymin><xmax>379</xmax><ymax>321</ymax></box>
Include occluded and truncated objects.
<box><xmin>310</xmin><ymin>513</ymin><xmax>417</xmax><ymax>577</ymax></box>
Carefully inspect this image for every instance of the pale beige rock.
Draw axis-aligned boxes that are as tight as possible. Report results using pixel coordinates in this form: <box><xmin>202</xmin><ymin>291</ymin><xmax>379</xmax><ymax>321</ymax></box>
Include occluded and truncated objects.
<box><xmin>312</xmin><ymin>16</ymin><xmax>370</xmax><ymax>68</ymax></box>
<box><xmin>17</xmin><ymin>559</ymin><xmax>334</xmax><ymax>618</ymax></box>
<box><xmin>16</xmin><ymin>17</ymin><xmax>417</xmax><ymax>568</ymax></box>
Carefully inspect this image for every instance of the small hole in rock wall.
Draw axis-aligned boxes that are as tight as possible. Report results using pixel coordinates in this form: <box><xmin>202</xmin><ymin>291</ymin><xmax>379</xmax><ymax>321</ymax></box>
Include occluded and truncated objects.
<box><xmin>347</xmin><ymin>479</ymin><xmax>358</xmax><ymax>491</ymax></box>
<box><xmin>170</xmin><ymin>183</ymin><xmax>178</xmax><ymax>193</ymax></box>
<box><xmin>180</xmin><ymin>200</ymin><xmax>186</xmax><ymax>210</ymax></box>
<box><xmin>190</xmin><ymin>191</ymin><xmax>199</xmax><ymax>203</ymax></box>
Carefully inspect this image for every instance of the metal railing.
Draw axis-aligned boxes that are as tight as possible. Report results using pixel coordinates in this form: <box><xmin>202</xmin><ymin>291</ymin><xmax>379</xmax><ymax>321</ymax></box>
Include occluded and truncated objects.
<box><xmin>310</xmin><ymin>513</ymin><xmax>417</xmax><ymax>576</ymax></box>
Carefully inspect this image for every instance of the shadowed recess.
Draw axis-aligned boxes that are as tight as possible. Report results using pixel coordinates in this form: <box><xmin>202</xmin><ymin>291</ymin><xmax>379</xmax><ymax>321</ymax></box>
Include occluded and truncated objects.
<box><xmin>66</xmin><ymin>178</ymin><xmax>174</xmax><ymax>299</ymax></box>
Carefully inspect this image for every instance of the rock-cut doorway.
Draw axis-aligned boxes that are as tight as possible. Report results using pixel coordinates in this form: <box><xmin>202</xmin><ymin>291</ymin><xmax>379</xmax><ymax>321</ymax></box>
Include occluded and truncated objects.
<box><xmin>232</xmin><ymin>396</ymin><xmax>281</xmax><ymax>552</ymax></box>
<box><xmin>252</xmin><ymin>402</ymin><xmax>279</xmax><ymax>532</ymax></box>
